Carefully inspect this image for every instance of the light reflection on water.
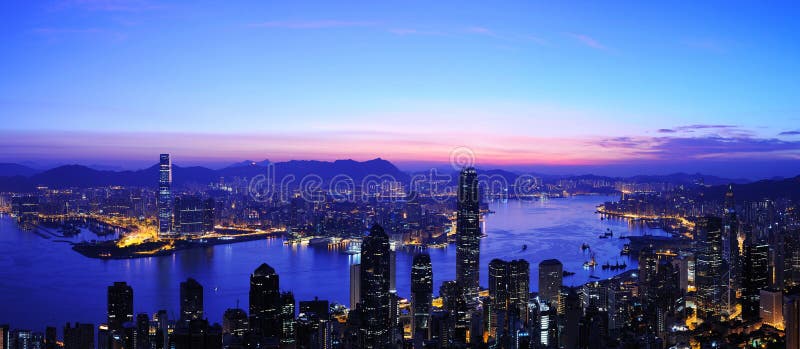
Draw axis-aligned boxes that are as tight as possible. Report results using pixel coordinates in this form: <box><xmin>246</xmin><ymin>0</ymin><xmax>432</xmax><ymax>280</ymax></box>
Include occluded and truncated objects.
<box><xmin>0</xmin><ymin>195</ymin><xmax>665</xmax><ymax>329</ymax></box>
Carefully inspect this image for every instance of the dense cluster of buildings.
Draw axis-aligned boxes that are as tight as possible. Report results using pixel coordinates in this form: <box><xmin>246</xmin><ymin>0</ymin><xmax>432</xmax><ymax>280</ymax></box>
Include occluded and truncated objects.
<box><xmin>3</xmin><ymin>159</ymin><xmax>800</xmax><ymax>348</ymax></box>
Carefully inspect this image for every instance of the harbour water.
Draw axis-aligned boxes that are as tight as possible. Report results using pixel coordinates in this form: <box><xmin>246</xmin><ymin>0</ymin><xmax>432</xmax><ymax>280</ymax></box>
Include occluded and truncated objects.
<box><xmin>0</xmin><ymin>195</ymin><xmax>666</xmax><ymax>329</ymax></box>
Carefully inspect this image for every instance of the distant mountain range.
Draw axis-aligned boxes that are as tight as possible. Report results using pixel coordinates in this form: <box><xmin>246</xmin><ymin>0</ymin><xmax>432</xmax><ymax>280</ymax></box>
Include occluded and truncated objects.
<box><xmin>0</xmin><ymin>159</ymin><xmax>410</xmax><ymax>192</ymax></box>
<box><xmin>0</xmin><ymin>163</ymin><xmax>41</xmax><ymax>177</ymax></box>
<box><xmin>702</xmin><ymin>175</ymin><xmax>800</xmax><ymax>202</ymax></box>
<box><xmin>0</xmin><ymin>158</ymin><xmax>788</xmax><ymax>194</ymax></box>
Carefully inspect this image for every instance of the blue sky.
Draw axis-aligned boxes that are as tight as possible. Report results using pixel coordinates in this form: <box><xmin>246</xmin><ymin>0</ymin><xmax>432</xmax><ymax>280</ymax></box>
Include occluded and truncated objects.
<box><xmin>1</xmin><ymin>1</ymin><xmax>799</xmax><ymax>178</ymax></box>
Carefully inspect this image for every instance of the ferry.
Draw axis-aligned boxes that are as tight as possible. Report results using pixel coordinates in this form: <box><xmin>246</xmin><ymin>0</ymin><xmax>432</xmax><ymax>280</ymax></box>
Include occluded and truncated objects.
<box><xmin>599</xmin><ymin>228</ymin><xmax>613</xmax><ymax>239</ymax></box>
<box><xmin>583</xmin><ymin>253</ymin><xmax>597</xmax><ymax>269</ymax></box>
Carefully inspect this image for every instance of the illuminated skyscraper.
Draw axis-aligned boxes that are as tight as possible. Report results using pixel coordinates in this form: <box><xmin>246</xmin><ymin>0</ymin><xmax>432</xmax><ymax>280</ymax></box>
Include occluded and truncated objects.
<box><xmin>440</xmin><ymin>280</ymin><xmax>468</xmax><ymax>344</ymax></box>
<box><xmin>280</xmin><ymin>292</ymin><xmax>296</xmax><ymax>345</ymax></box>
<box><xmin>222</xmin><ymin>308</ymin><xmax>248</xmax><ymax>337</ymax></box>
<box><xmin>411</xmin><ymin>253</ymin><xmax>433</xmax><ymax>343</ymax></box>
<box><xmin>107</xmin><ymin>282</ymin><xmax>134</xmax><ymax>332</ymax></box>
<box><xmin>488</xmin><ymin>259</ymin><xmax>509</xmax><ymax>339</ymax></box>
<box><xmin>759</xmin><ymin>289</ymin><xmax>783</xmax><ymax>328</ymax></box>
<box><xmin>174</xmin><ymin>195</ymin><xmax>215</xmax><ymax>236</ymax></box>
<box><xmin>350</xmin><ymin>263</ymin><xmax>361</xmax><ymax>309</ymax></box>
<box><xmin>359</xmin><ymin>224</ymin><xmax>391</xmax><ymax>348</ymax></box>
<box><xmin>722</xmin><ymin>185</ymin><xmax>740</xmax><ymax>314</ymax></box>
<box><xmin>488</xmin><ymin>259</ymin><xmax>530</xmax><ymax>340</ymax></box>
<box><xmin>455</xmin><ymin>167</ymin><xmax>480</xmax><ymax>306</ymax></box>
<box><xmin>742</xmin><ymin>242</ymin><xmax>769</xmax><ymax>321</ymax></box>
<box><xmin>1</xmin><ymin>324</ymin><xmax>9</xmax><ymax>349</ymax></box>
<box><xmin>538</xmin><ymin>259</ymin><xmax>563</xmax><ymax>311</ymax></box>
<box><xmin>786</xmin><ymin>292</ymin><xmax>800</xmax><ymax>349</ymax></box>
<box><xmin>249</xmin><ymin>263</ymin><xmax>281</xmax><ymax>338</ymax></box>
<box><xmin>695</xmin><ymin>216</ymin><xmax>726</xmax><ymax>319</ymax></box>
<box><xmin>180</xmin><ymin>278</ymin><xmax>204</xmax><ymax>323</ymax></box>
<box><xmin>158</xmin><ymin>154</ymin><xmax>173</xmax><ymax>237</ymax></box>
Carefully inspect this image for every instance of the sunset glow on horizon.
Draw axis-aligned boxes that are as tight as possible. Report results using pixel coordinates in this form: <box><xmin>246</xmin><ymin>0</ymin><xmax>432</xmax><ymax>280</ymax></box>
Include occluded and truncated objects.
<box><xmin>1</xmin><ymin>1</ymin><xmax>799</xmax><ymax>178</ymax></box>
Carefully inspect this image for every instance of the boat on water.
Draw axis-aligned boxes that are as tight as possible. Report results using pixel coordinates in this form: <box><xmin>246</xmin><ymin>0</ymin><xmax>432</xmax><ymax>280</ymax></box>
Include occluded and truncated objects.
<box><xmin>563</xmin><ymin>271</ymin><xmax>576</xmax><ymax>277</ymax></box>
<box><xmin>620</xmin><ymin>244</ymin><xmax>631</xmax><ymax>255</ymax></box>
<box><xmin>603</xmin><ymin>260</ymin><xmax>627</xmax><ymax>271</ymax></box>
<box><xmin>59</xmin><ymin>224</ymin><xmax>81</xmax><ymax>236</ymax></box>
<box><xmin>583</xmin><ymin>252</ymin><xmax>597</xmax><ymax>269</ymax></box>
<box><xmin>522</xmin><ymin>244</ymin><xmax>528</xmax><ymax>251</ymax></box>
<box><xmin>309</xmin><ymin>237</ymin><xmax>332</xmax><ymax>246</ymax></box>
<box><xmin>581</xmin><ymin>243</ymin><xmax>590</xmax><ymax>251</ymax></box>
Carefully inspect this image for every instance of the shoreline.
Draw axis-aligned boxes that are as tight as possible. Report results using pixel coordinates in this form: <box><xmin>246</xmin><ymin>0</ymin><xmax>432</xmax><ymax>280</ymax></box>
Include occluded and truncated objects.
<box><xmin>72</xmin><ymin>232</ymin><xmax>279</xmax><ymax>259</ymax></box>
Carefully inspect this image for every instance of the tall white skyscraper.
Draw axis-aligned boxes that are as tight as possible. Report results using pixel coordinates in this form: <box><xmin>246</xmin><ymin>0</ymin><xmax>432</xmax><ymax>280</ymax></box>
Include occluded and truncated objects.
<box><xmin>158</xmin><ymin>153</ymin><xmax>173</xmax><ymax>237</ymax></box>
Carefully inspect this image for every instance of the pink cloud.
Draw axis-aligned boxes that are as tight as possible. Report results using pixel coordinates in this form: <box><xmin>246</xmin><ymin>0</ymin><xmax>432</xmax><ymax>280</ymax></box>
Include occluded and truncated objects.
<box><xmin>465</xmin><ymin>26</ymin><xmax>493</xmax><ymax>35</ymax></box>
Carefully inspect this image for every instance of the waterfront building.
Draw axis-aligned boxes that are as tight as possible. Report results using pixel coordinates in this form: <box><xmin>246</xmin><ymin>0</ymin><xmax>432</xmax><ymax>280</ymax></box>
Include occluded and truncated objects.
<box><xmin>107</xmin><ymin>282</ymin><xmax>134</xmax><ymax>332</ymax></box>
<box><xmin>63</xmin><ymin>323</ymin><xmax>94</xmax><ymax>349</ymax></box>
<box><xmin>538</xmin><ymin>259</ymin><xmax>563</xmax><ymax>312</ymax></box>
<box><xmin>180</xmin><ymin>278</ymin><xmax>204</xmax><ymax>323</ymax></box>
<box><xmin>158</xmin><ymin>153</ymin><xmax>173</xmax><ymax>237</ymax></box>
<box><xmin>10</xmin><ymin>195</ymin><xmax>38</xmax><ymax>224</ymax></box>
<box><xmin>455</xmin><ymin>167</ymin><xmax>481</xmax><ymax>307</ymax></box>
<box><xmin>249</xmin><ymin>263</ymin><xmax>281</xmax><ymax>338</ymax></box>
<box><xmin>174</xmin><ymin>195</ymin><xmax>215</xmax><ymax>236</ymax></box>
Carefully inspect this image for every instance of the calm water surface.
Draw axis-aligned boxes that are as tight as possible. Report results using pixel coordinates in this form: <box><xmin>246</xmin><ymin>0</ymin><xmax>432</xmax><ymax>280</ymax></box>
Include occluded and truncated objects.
<box><xmin>0</xmin><ymin>195</ymin><xmax>665</xmax><ymax>329</ymax></box>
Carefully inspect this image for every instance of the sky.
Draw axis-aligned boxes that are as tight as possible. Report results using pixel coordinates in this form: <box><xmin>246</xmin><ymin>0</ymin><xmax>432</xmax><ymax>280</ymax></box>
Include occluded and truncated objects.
<box><xmin>1</xmin><ymin>1</ymin><xmax>799</xmax><ymax>178</ymax></box>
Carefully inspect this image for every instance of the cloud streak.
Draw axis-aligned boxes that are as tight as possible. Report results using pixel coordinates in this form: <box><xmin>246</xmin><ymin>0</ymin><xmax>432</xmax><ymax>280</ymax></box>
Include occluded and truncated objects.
<box><xmin>54</xmin><ymin>0</ymin><xmax>163</xmax><ymax>12</ymax></box>
<box><xmin>248</xmin><ymin>20</ymin><xmax>377</xmax><ymax>29</ymax></box>
<box><xmin>592</xmin><ymin>134</ymin><xmax>800</xmax><ymax>162</ymax></box>
<box><xmin>3</xmin><ymin>127</ymin><xmax>798</xmax><ymax>173</ymax></box>
<box><xmin>655</xmin><ymin>124</ymin><xmax>757</xmax><ymax>138</ymax></box>
<box><xmin>683</xmin><ymin>38</ymin><xmax>727</xmax><ymax>53</ymax></box>
<box><xmin>32</xmin><ymin>27</ymin><xmax>127</xmax><ymax>41</ymax></box>
<box><xmin>566</xmin><ymin>33</ymin><xmax>607</xmax><ymax>50</ymax></box>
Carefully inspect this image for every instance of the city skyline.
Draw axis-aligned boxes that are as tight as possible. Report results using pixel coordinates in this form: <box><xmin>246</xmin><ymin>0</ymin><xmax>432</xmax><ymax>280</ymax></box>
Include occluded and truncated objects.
<box><xmin>2</xmin><ymin>1</ymin><xmax>800</xmax><ymax>177</ymax></box>
<box><xmin>2</xmin><ymin>2</ymin><xmax>800</xmax><ymax>348</ymax></box>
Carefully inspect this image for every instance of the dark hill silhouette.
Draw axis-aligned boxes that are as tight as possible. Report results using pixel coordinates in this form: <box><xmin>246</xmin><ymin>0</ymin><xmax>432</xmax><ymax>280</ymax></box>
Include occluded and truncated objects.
<box><xmin>0</xmin><ymin>163</ymin><xmax>39</xmax><ymax>177</ymax></box>
<box><xmin>0</xmin><ymin>158</ymin><xmax>409</xmax><ymax>191</ymax></box>
<box><xmin>702</xmin><ymin>175</ymin><xmax>800</xmax><ymax>202</ymax></box>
